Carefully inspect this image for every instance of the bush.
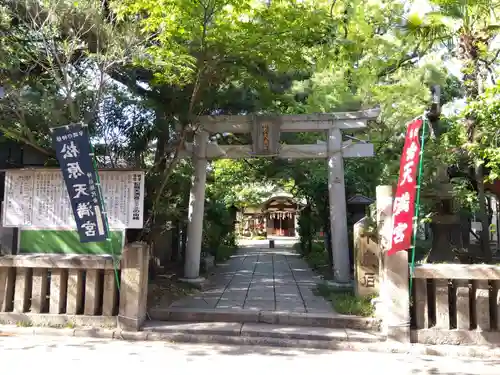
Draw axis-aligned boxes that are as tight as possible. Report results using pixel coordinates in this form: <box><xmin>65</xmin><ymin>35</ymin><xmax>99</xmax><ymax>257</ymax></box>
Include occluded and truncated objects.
<box><xmin>297</xmin><ymin>211</ymin><xmax>313</xmax><ymax>254</ymax></box>
<box><xmin>202</xmin><ymin>200</ymin><xmax>238</xmax><ymax>264</ymax></box>
<box><xmin>314</xmin><ymin>283</ymin><xmax>375</xmax><ymax>317</ymax></box>
<box><xmin>305</xmin><ymin>243</ymin><xmax>329</xmax><ymax>270</ymax></box>
<box><xmin>215</xmin><ymin>244</ymin><xmax>236</xmax><ymax>262</ymax></box>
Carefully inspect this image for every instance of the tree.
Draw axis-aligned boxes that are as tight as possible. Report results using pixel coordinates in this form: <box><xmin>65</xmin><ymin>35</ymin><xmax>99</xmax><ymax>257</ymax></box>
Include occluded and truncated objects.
<box><xmin>406</xmin><ymin>0</ymin><xmax>500</xmax><ymax>260</ymax></box>
<box><xmin>109</xmin><ymin>0</ymin><xmax>338</xmax><ymax>238</ymax></box>
<box><xmin>3</xmin><ymin>0</ymin><xmax>495</xmax><ymax>271</ymax></box>
<box><xmin>0</xmin><ymin>0</ymin><xmax>142</xmax><ymax>154</ymax></box>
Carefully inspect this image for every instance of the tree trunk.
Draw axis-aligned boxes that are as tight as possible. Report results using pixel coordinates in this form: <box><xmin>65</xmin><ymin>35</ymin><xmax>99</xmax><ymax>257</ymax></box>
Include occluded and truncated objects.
<box><xmin>475</xmin><ymin>164</ymin><xmax>492</xmax><ymax>261</ymax></box>
<box><xmin>427</xmin><ymin>199</ymin><xmax>462</xmax><ymax>263</ymax></box>
<box><xmin>140</xmin><ymin>109</ymin><xmax>171</xmax><ymax>242</ymax></box>
<box><xmin>171</xmin><ymin>220</ymin><xmax>180</xmax><ymax>262</ymax></box>
<box><xmin>180</xmin><ymin>222</ymin><xmax>188</xmax><ymax>263</ymax></box>
<box><xmin>427</xmin><ymin>221</ymin><xmax>462</xmax><ymax>263</ymax></box>
<box><xmin>460</xmin><ymin>48</ymin><xmax>492</xmax><ymax>260</ymax></box>
<box><xmin>322</xmin><ymin>203</ymin><xmax>334</xmax><ymax>270</ymax></box>
<box><xmin>300</xmin><ymin>205</ymin><xmax>313</xmax><ymax>255</ymax></box>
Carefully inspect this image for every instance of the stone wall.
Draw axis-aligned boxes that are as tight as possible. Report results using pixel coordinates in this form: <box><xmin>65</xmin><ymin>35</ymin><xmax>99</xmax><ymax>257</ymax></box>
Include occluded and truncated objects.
<box><xmin>0</xmin><ymin>242</ymin><xmax>149</xmax><ymax>330</ymax></box>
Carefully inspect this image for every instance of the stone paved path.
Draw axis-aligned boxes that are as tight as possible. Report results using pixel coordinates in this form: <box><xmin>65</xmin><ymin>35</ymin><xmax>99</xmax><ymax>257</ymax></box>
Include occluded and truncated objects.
<box><xmin>170</xmin><ymin>238</ymin><xmax>335</xmax><ymax>313</ymax></box>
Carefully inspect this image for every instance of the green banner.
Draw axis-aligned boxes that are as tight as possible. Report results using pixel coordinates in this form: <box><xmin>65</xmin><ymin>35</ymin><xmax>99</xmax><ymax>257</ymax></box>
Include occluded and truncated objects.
<box><xmin>19</xmin><ymin>229</ymin><xmax>124</xmax><ymax>255</ymax></box>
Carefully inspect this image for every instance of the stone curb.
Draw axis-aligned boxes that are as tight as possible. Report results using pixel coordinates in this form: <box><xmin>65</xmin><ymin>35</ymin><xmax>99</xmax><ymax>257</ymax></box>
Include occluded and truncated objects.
<box><xmin>149</xmin><ymin>308</ymin><xmax>382</xmax><ymax>331</ymax></box>
<box><xmin>1</xmin><ymin>325</ymin><xmax>500</xmax><ymax>359</ymax></box>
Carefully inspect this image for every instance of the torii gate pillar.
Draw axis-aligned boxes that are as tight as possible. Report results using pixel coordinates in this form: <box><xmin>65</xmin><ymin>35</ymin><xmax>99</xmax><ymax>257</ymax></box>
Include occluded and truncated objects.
<box><xmin>327</xmin><ymin>128</ymin><xmax>350</xmax><ymax>283</ymax></box>
<box><xmin>183</xmin><ymin>130</ymin><xmax>209</xmax><ymax>281</ymax></box>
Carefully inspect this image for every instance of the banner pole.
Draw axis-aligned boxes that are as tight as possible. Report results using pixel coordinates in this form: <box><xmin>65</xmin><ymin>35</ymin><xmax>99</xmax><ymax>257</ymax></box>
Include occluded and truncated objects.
<box><xmin>409</xmin><ymin>115</ymin><xmax>428</xmax><ymax>291</ymax></box>
<box><xmin>88</xmin><ymin>140</ymin><xmax>121</xmax><ymax>290</ymax></box>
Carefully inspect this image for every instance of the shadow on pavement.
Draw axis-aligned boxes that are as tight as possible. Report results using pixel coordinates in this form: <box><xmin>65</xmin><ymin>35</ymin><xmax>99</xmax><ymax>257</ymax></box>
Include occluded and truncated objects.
<box><xmin>1</xmin><ymin>335</ymin><xmax>500</xmax><ymax>375</ymax></box>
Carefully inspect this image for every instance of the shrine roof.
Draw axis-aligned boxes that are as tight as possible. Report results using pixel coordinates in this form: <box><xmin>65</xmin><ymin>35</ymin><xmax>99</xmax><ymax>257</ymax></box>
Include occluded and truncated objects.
<box><xmin>347</xmin><ymin>194</ymin><xmax>374</xmax><ymax>205</ymax></box>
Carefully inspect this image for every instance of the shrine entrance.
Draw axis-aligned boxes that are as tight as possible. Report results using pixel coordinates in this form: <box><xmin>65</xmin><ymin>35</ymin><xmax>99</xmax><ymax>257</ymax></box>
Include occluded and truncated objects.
<box><xmin>237</xmin><ymin>193</ymin><xmax>301</xmax><ymax>238</ymax></box>
<box><xmin>269</xmin><ymin>213</ymin><xmax>294</xmax><ymax>237</ymax></box>
<box><xmin>180</xmin><ymin>109</ymin><xmax>379</xmax><ymax>284</ymax></box>
<box><xmin>264</xmin><ymin>195</ymin><xmax>299</xmax><ymax>237</ymax></box>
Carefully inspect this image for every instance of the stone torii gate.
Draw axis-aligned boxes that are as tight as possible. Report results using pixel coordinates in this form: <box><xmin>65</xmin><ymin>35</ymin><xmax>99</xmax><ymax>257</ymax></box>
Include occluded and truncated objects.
<box><xmin>181</xmin><ymin>109</ymin><xmax>379</xmax><ymax>284</ymax></box>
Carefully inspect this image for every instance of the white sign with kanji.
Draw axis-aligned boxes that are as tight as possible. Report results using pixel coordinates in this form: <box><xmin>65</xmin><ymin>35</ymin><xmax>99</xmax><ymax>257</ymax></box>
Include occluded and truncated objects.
<box><xmin>2</xmin><ymin>169</ymin><xmax>145</xmax><ymax>229</ymax></box>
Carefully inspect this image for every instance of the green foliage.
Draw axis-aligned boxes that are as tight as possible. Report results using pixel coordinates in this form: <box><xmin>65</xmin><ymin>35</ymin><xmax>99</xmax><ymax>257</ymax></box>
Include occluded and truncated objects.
<box><xmin>113</xmin><ymin>0</ymin><xmax>332</xmax><ymax>113</ymax></box>
<box><xmin>203</xmin><ymin>199</ymin><xmax>237</xmax><ymax>261</ymax></box>
<box><xmin>213</xmin><ymin>244</ymin><xmax>236</xmax><ymax>262</ymax></box>
<box><xmin>208</xmin><ymin>159</ymin><xmax>273</xmax><ymax>208</ymax></box>
<box><xmin>297</xmin><ymin>210</ymin><xmax>314</xmax><ymax>254</ymax></box>
<box><xmin>314</xmin><ymin>283</ymin><xmax>375</xmax><ymax>317</ymax></box>
<box><xmin>3</xmin><ymin>0</ymin><xmax>500</xmax><ymax>266</ymax></box>
<box><xmin>295</xmin><ymin>237</ymin><xmax>331</xmax><ymax>277</ymax></box>
<box><xmin>305</xmin><ymin>242</ymin><xmax>330</xmax><ymax>270</ymax></box>
<box><xmin>0</xmin><ymin>0</ymin><xmax>141</xmax><ymax>150</ymax></box>
<box><xmin>465</xmin><ymin>88</ymin><xmax>500</xmax><ymax>182</ymax></box>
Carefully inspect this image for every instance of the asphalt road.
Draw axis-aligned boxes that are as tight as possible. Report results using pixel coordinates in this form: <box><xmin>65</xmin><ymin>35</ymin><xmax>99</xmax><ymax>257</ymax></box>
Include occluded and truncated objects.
<box><xmin>1</xmin><ymin>335</ymin><xmax>499</xmax><ymax>375</ymax></box>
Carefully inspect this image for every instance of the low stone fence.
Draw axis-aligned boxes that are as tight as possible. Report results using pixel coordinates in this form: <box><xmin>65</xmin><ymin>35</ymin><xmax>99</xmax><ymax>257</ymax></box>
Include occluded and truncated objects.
<box><xmin>410</xmin><ymin>264</ymin><xmax>500</xmax><ymax>345</ymax></box>
<box><xmin>0</xmin><ymin>242</ymin><xmax>149</xmax><ymax>330</ymax></box>
<box><xmin>374</xmin><ymin>185</ymin><xmax>500</xmax><ymax>346</ymax></box>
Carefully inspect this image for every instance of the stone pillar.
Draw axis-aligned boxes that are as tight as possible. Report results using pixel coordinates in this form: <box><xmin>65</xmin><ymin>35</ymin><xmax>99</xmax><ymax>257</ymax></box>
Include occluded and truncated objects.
<box><xmin>118</xmin><ymin>242</ymin><xmax>149</xmax><ymax>331</ymax></box>
<box><xmin>84</xmin><ymin>269</ymin><xmax>102</xmax><ymax>315</ymax></box>
<box><xmin>0</xmin><ymin>266</ymin><xmax>15</xmax><ymax>312</ymax></box>
<box><xmin>184</xmin><ymin>130</ymin><xmax>209</xmax><ymax>281</ymax></box>
<box><xmin>294</xmin><ymin>213</ymin><xmax>299</xmax><ymax>237</ymax></box>
<box><xmin>327</xmin><ymin>127</ymin><xmax>350</xmax><ymax>283</ymax></box>
<box><xmin>66</xmin><ymin>270</ymin><xmax>84</xmax><ymax>315</ymax></box>
<box><xmin>376</xmin><ymin>185</ymin><xmax>410</xmax><ymax>343</ymax></box>
<box><xmin>14</xmin><ymin>268</ymin><xmax>32</xmax><ymax>313</ymax></box>
<box><xmin>354</xmin><ymin>217</ymin><xmax>379</xmax><ymax>297</ymax></box>
<box><xmin>49</xmin><ymin>269</ymin><xmax>68</xmax><ymax>314</ymax></box>
<box><xmin>102</xmin><ymin>270</ymin><xmax>118</xmax><ymax>316</ymax></box>
<box><xmin>31</xmin><ymin>268</ymin><xmax>48</xmax><ymax>313</ymax></box>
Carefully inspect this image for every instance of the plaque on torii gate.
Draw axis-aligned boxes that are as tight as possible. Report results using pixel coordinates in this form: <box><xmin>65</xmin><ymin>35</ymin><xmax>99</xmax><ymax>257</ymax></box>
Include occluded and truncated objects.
<box><xmin>251</xmin><ymin>116</ymin><xmax>282</xmax><ymax>156</ymax></box>
<box><xmin>180</xmin><ymin>109</ymin><xmax>380</xmax><ymax>283</ymax></box>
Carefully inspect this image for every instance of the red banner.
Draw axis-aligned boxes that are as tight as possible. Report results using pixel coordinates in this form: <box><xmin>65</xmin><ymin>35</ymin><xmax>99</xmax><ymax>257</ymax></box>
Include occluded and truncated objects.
<box><xmin>388</xmin><ymin>119</ymin><xmax>423</xmax><ymax>255</ymax></box>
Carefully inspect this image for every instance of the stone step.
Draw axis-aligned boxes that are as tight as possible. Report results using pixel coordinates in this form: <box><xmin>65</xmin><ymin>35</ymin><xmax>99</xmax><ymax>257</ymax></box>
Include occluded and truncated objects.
<box><xmin>148</xmin><ymin>307</ymin><xmax>381</xmax><ymax>331</ymax></box>
<box><xmin>141</xmin><ymin>321</ymin><xmax>386</xmax><ymax>349</ymax></box>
